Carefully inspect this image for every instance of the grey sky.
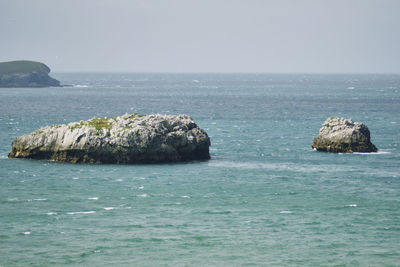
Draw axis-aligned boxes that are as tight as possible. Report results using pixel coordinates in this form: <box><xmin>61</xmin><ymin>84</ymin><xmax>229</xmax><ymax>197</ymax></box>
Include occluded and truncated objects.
<box><xmin>1</xmin><ymin>0</ymin><xmax>399</xmax><ymax>73</ymax></box>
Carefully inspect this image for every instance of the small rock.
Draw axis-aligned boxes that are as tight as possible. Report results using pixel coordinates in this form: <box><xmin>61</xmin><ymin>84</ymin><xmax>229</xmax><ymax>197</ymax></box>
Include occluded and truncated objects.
<box><xmin>312</xmin><ymin>117</ymin><xmax>377</xmax><ymax>153</ymax></box>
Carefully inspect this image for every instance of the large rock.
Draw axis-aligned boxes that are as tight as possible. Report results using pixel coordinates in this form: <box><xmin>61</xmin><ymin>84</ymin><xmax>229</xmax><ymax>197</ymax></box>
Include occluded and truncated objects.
<box><xmin>312</xmin><ymin>117</ymin><xmax>377</xmax><ymax>153</ymax></box>
<box><xmin>8</xmin><ymin>114</ymin><xmax>211</xmax><ymax>163</ymax></box>
<box><xmin>0</xmin><ymin>60</ymin><xmax>60</xmax><ymax>87</ymax></box>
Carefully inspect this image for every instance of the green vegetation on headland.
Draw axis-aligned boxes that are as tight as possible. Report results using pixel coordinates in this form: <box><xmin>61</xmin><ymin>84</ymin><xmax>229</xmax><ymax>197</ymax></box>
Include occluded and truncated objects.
<box><xmin>0</xmin><ymin>60</ymin><xmax>50</xmax><ymax>75</ymax></box>
<box><xmin>0</xmin><ymin>60</ymin><xmax>60</xmax><ymax>87</ymax></box>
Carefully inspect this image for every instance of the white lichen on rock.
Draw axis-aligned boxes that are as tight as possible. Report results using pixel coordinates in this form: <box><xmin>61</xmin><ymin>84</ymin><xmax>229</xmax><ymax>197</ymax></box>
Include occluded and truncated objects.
<box><xmin>9</xmin><ymin>113</ymin><xmax>210</xmax><ymax>163</ymax></box>
<box><xmin>312</xmin><ymin>117</ymin><xmax>377</xmax><ymax>153</ymax></box>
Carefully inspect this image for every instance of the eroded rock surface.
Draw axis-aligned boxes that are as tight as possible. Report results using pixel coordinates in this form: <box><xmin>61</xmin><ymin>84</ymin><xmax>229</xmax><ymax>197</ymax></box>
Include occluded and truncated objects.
<box><xmin>312</xmin><ymin>117</ymin><xmax>377</xmax><ymax>153</ymax></box>
<box><xmin>9</xmin><ymin>114</ymin><xmax>210</xmax><ymax>163</ymax></box>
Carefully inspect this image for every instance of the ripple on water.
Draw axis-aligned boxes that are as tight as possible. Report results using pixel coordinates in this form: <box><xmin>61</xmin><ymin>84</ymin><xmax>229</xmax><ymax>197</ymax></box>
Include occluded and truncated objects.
<box><xmin>109</xmin><ymin>224</ymin><xmax>145</xmax><ymax>229</ymax></box>
<box><xmin>203</xmin><ymin>210</ymin><xmax>232</xmax><ymax>215</ymax></box>
<box><xmin>207</xmin><ymin>160</ymin><xmax>355</xmax><ymax>173</ymax></box>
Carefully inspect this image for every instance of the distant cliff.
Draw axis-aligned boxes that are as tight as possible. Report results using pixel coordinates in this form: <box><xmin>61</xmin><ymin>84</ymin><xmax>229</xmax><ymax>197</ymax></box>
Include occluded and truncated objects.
<box><xmin>0</xmin><ymin>60</ymin><xmax>60</xmax><ymax>87</ymax></box>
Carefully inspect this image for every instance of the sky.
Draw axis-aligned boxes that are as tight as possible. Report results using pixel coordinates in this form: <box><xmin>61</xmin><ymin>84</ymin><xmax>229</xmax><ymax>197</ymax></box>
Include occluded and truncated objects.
<box><xmin>0</xmin><ymin>0</ymin><xmax>399</xmax><ymax>73</ymax></box>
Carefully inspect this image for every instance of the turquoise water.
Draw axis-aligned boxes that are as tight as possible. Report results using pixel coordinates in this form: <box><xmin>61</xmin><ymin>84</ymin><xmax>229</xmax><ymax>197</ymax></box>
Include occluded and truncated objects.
<box><xmin>0</xmin><ymin>73</ymin><xmax>399</xmax><ymax>266</ymax></box>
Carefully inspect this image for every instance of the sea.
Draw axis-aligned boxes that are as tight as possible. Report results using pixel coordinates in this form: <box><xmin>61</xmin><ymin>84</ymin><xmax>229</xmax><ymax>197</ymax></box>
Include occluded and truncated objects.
<box><xmin>0</xmin><ymin>73</ymin><xmax>399</xmax><ymax>266</ymax></box>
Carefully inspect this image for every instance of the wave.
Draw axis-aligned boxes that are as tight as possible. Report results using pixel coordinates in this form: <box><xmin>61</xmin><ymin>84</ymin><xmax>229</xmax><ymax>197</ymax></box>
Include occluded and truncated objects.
<box><xmin>73</xmin><ymin>85</ymin><xmax>90</xmax><ymax>88</ymax></box>
<box><xmin>280</xmin><ymin>211</ymin><xmax>292</xmax><ymax>214</ymax></box>
<box><xmin>103</xmin><ymin>207</ymin><xmax>115</xmax><ymax>210</ymax></box>
<box><xmin>353</xmin><ymin>151</ymin><xmax>391</xmax><ymax>155</ymax></box>
<box><xmin>67</xmin><ymin>211</ymin><xmax>96</xmax><ymax>215</ymax></box>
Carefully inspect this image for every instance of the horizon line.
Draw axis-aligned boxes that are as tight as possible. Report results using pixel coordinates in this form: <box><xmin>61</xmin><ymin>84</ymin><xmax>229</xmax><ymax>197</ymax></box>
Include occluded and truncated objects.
<box><xmin>51</xmin><ymin>71</ymin><xmax>400</xmax><ymax>75</ymax></box>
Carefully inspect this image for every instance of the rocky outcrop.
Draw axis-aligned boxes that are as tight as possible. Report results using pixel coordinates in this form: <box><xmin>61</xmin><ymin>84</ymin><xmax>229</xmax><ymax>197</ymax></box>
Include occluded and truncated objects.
<box><xmin>312</xmin><ymin>117</ymin><xmax>377</xmax><ymax>153</ymax></box>
<box><xmin>8</xmin><ymin>114</ymin><xmax>211</xmax><ymax>163</ymax></box>
<box><xmin>0</xmin><ymin>60</ymin><xmax>60</xmax><ymax>87</ymax></box>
